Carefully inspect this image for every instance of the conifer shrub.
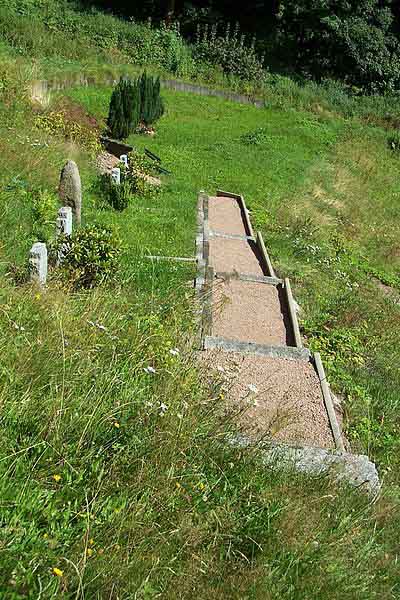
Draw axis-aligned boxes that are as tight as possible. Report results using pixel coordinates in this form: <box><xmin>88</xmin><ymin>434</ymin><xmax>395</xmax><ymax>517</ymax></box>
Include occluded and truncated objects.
<box><xmin>107</xmin><ymin>78</ymin><xmax>140</xmax><ymax>139</ymax></box>
<box><xmin>107</xmin><ymin>73</ymin><xmax>164</xmax><ymax>140</ymax></box>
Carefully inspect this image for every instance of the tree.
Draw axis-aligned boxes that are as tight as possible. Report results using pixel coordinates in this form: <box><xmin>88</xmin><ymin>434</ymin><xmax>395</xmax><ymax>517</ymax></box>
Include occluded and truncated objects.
<box><xmin>276</xmin><ymin>0</ymin><xmax>400</xmax><ymax>92</ymax></box>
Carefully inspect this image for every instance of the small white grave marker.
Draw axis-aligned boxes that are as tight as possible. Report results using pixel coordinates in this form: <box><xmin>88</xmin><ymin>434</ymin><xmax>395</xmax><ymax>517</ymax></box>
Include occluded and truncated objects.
<box><xmin>56</xmin><ymin>206</ymin><xmax>73</xmax><ymax>236</ymax></box>
<box><xmin>119</xmin><ymin>154</ymin><xmax>128</xmax><ymax>167</ymax></box>
<box><xmin>29</xmin><ymin>242</ymin><xmax>47</xmax><ymax>286</ymax></box>
<box><xmin>111</xmin><ymin>167</ymin><xmax>121</xmax><ymax>185</ymax></box>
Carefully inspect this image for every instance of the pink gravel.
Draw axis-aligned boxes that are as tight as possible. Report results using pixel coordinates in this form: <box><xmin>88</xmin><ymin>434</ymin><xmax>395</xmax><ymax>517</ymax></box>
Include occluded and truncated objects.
<box><xmin>208</xmin><ymin>195</ymin><xmax>247</xmax><ymax>236</ymax></box>
<box><xmin>209</xmin><ymin>237</ymin><xmax>265</xmax><ymax>275</ymax></box>
<box><xmin>212</xmin><ymin>278</ymin><xmax>290</xmax><ymax>346</ymax></box>
<box><xmin>203</xmin><ymin>350</ymin><xmax>335</xmax><ymax>449</ymax></box>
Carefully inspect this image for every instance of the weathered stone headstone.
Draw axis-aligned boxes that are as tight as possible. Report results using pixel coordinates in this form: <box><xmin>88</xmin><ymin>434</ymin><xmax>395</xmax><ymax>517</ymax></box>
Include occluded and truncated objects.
<box><xmin>29</xmin><ymin>242</ymin><xmax>47</xmax><ymax>286</ymax></box>
<box><xmin>120</xmin><ymin>154</ymin><xmax>128</xmax><ymax>167</ymax></box>
<box><xmin>59</xmin><ymin>160</ymin><xmax>82</xmax><ymax>225</ymax></box>
<box><xmin>56</xmin><ymin>206</ymin><xmax>72</xmax><ymax>236</ymax></box>
<box><xmin>111</xmin><ymin>167</ymin><xmax>121</xmax><ymax>185</ymax></box>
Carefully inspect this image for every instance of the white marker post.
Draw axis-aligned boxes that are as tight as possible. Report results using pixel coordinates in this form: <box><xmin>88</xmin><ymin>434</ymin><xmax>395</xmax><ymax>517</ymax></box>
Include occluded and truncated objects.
<box><xmin>111</xmin><ymin>167</ymin><xmax>121</xmax><ymax>185</ymax></box>
<box><xmin>56</xmin><ymin>206</ymin><xmax>73</xmax><ymax>236</ymax></box>
<box><xmin>119</xmin><ymin>154</ymin><xmax>128</xmax><ymax>167</ymax></box>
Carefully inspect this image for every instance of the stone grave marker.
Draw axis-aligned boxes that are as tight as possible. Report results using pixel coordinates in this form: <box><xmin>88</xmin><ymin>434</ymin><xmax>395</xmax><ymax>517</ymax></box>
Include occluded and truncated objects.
<box><xmin>59</xmin><ymin>160</ymin><xmax>82</xmax><ymax>225</ymax></box>
<box><xmin>29</xmin><ymin>242</ymin><xmax>47</xmax><ymax>286</ymax></box>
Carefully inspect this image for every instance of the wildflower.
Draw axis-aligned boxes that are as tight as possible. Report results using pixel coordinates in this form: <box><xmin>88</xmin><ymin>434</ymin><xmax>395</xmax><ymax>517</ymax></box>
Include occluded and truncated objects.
<box><xmin>113</xmin><ymin>421</ymin><xmax>120</xmax><ymax>428</ymax></box>
<box><xmin>35</xmin><ymin>293</ymin><xmax>41</xmax><ymax>300</ymax></box>
<box><xmin>52</xmin><ymin>474</ymin><xmax>61</xmax><ymax>483</ymax></box>
<box><xmin>52</xmin><ymin>568</ymin><xmax>63</xmax><ymax>577</ymax></box>
<box><xmin>169</xmin><ymin>348</ymin><xmax>179</xmax><ymax>356</ymax></box>
<box><xmin>87</xmin><ymin>548</ymin><xmax>93</xmax><ymax>557</ymax></box>
<box><xmin>198</xmin><ymin>482</ymin><xmax>205</xmax><ymax>491</ymax></box>
<box><xmin>248</xmin><ymin>384</ymin><xmax>258</xmax><ymax>394</ymax></box>
<box><xmin>89</xmin><ymin>538</ymin><xmax>95</xmax><ymax>546</ymax></box>
<box><xmin>159</xmin><ymin>402</ymin><xmax>168</xmax><ymax>415</ymax></box>
<box><xmin>144</xmin><ymin>366</ymin><xmax>156</xmax><ymax>374</ymax></box>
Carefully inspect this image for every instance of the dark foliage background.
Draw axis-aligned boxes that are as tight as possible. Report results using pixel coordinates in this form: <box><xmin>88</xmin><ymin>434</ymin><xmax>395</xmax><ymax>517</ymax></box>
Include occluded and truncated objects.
<box><xmin>76</xmin><ymin>0</ymin><xmax>400</xmax><ymax>92</ymax></box>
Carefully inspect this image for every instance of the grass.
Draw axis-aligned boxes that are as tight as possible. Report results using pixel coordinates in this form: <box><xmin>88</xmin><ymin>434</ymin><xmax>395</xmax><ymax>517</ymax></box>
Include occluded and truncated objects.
<box><xmin>1</xmin><ymin>31</ymin><xmax>400</xmax><ymax>600</ymax></box>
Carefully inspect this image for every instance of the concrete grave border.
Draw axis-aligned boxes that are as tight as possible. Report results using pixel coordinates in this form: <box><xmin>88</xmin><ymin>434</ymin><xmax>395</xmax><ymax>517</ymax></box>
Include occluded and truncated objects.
<box><xmin>256</xmin><ymin>231</ymin><xmax>276</xmax><ymax>278</ymax></box>
<box><xmin>194</xmin><ymin>189</ymin><xmax>379</xmax><ymax>493</ymax></box>
<box><xmin>314</xmin><ymin>353</ymin><xmax>346</xmax><ymax>453</ymax></box>
<box><xmin>216</xmin><ymin>189</ymin><xmax>255</xmax><ymax>238</ymax></box>
<box><xmin>284</xmin><ymin>278</ymin><xmax>303</xmax><ymax>349</ymax></box>
<box><xmin>204</xmin><ymin>335</ymin><xmax>311</xmax><ymax>360</ymax></box>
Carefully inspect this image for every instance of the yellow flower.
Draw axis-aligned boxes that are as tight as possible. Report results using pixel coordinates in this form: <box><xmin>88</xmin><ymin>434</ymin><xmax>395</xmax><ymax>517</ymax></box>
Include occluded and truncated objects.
<box><xmin>198</xmin><ymin>482</ymin><xmax>205</xmax><ymax>491</ymax></box>
<box><xmin>52</xmin><ymin>567</ymin><xmax>63</xmax><ymax>577</ymax></box>
<box><xmin>113</xmin><ymin>421</ymin><xmax>120</xmax><ymax>428</ymax></box>
<box><xmin>87</xmin><ymin>548</ymin><xmax>93</xmax><ymax>557</ymax></box>
<box><xmin>52</xmin><ymin>474</ymin><xmax>61</xmax><ymax>483</ymax></box>
<box><xmin>35</xmin><ymin>293</ymin><xmax>41</xmax><ymax>300</ymax></box>
<box><xmin>89</xmin><ymin>538</ymin><xmax>95</xmax><ymax>546</ymax></box>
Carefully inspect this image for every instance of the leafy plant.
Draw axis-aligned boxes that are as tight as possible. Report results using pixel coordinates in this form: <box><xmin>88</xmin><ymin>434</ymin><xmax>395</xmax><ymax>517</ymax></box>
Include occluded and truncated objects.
<box><xmin>30</xmin><ymin>188</ymin><xmax>58</xmax><ymax>242</ymax></box>
<box><xmin>35</xmin><ymin>111</ymin><xmax>100</xmax><ymax>155</ymax></box>
<box><xmin>240</xmin><ymin>127</ymin><xmax>269</xmax><ymax>145</ymax></box>
<box><xmin>54</xmin><ymin>225</ymin><xmax>121</xmax><ymax>288</ymax></box>
<box><xmin>192</xmin><ymin>22</ymin><xmax>265</xmax><ymax>83</ymax></box>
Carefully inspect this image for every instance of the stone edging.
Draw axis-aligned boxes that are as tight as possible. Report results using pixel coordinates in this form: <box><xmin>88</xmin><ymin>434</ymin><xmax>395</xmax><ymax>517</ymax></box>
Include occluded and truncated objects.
<box><xmin>204</xmin><ymin>336</ymin><xmax>311</xmax><ymax>360</ymax></box>
<box><xmin>284</xmin><ymin>278</ymin><xmax>303</xmax><ymax>349</ymax></box>
<box><xmin>314</xmin><ymin>353</ymin><xmax>346</xmax><ymax>453</ymax></box>
<box><xmin>216</xmin><ymin>189</ymin><xmax>255</xmax><ymax>238</ymax></box>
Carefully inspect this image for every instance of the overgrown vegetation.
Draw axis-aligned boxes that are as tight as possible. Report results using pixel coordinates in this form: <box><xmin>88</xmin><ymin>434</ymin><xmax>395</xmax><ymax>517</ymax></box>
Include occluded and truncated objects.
<box><xmin>1</xmin><ymin>1</ymin><xmax>400</xmax><ymax>598</ymax></box>
<box><xmin>53</xmin><ymin>225</ymin><xmax>121</xmax><ymax>288</ymax></box>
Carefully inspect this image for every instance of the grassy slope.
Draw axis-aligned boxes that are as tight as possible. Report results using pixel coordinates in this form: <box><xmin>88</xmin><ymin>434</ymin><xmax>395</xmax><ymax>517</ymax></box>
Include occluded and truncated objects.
<box><xmin>0</xmin><ymin>76</ymin><xmax>399</xmax><ymax>598</ymax></box>
<box><xmin>67</xmin><ymin>84</ymin><xmax>400</xmax><ymax>468</ymax></box>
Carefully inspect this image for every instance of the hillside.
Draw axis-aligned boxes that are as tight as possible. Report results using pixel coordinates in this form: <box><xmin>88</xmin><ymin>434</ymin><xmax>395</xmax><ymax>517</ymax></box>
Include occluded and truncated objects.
<box><xmin>0</xmin><ymin>1</ymin><xmax>400</xmax><ymax>598</ymax></box>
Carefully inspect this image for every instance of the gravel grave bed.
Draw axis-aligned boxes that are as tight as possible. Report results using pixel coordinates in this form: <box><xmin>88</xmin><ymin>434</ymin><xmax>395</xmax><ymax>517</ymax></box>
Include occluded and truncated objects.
<box><xmin>203</xmin><ymin>349</ymin><xmax>335</xmax><ymax>449</ymax></box>
<box><xmin>212</xmin><ymin>278</ymin><xmax>292</xmax><ymax>346</ymax></box>
<box><xmin>209</xmin><ymin>237</ymin><xmax>265</xmax><ymax>275</ymax></box>
<box><xmin>208</xmin><ymin>195</ymin><xmax>247</xmax><ymax>237</ymax></box>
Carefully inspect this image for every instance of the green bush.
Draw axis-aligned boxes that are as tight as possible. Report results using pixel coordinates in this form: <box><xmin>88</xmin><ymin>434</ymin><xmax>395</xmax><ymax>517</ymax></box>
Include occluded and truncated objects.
<box><xmin>240</xmin><ymin>127</ymin><xmax>269</xmax><ymax>145</ymax></box>
<box><xmin>99</xmin><ymin>174</ymin><xmax>132</xmax><ymax>211</ymax></box>
<box><xmin>107</xmin><ymin>73</ymin><xmax>164</xmax><ymax>139</ymax></box>
<box><xmin>30</xmin><ymin>188</ymin><xmax>58</xmax><ymax>242</ymax></box>
<box><xmin>54</xmin><ymin>225</ymin><xmax>121</xmax><ymax>288</ymax></box>
<box><xmin>139</xmin><ymin>72</ymin><xmax>164</xmax><ymax>127</ymax></box>
<box><xmin>99</xmin><ymin>154</ymin><xmax>158</xmax><ymax>211</ymax></box>
<box><xmin>107</xmin><ymin>77</ymin><xmax>140</xmax><ymax>139</ymax></box>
